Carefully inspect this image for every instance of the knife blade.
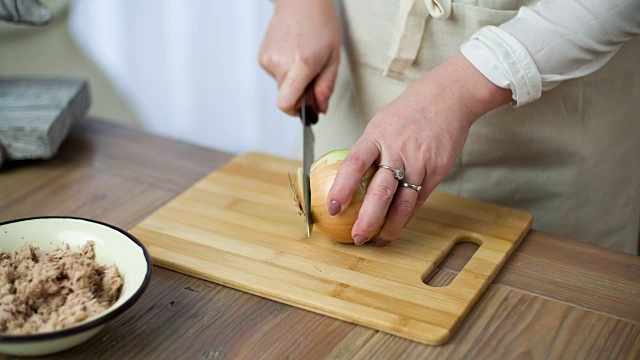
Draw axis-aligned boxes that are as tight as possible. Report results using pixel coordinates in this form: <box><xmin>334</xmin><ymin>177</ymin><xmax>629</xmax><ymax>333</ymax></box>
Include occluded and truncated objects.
<box><xmin>300</xmin><ymin>88</ymin><xmax>318</xmax><ymax>238</ymax></box>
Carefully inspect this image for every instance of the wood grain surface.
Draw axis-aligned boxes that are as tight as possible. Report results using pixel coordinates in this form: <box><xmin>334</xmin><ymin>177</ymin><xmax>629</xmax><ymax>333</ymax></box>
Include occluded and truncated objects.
<box><xmin>130</xmin><ymin>152</ymin><xmax>532</xmax><ymax>345</ymax></box>
<box><xmin>1</xmin><ymin>119</ymin><xmax>638</xmax><ymax>359</ymax></box>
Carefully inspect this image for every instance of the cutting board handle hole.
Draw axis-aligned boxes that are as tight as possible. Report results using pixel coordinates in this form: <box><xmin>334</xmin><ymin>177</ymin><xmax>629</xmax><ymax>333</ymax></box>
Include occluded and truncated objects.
<box><xmin>422</xmin><ymin>237</ymin><xmax>480</xmax><ymax>287</ymax></box>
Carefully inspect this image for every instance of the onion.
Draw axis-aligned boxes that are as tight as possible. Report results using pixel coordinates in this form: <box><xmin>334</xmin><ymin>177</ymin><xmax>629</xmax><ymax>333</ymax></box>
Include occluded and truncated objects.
<box><xmin>291</xmin><ymin>149</ymin><xmax>384</xmax><ymax>243</ymax></box>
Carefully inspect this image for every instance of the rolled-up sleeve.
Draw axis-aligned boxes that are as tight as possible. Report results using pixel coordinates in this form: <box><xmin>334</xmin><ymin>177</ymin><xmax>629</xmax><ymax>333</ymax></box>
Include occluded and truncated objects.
<box><xmin>460</xmin><ymin>0</ymin><xmax>640</xmax><ymax>107</ymax></box>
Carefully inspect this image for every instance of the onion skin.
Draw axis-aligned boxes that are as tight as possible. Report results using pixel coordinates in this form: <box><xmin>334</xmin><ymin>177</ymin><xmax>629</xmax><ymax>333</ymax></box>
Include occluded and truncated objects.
<box><xmin>296</xmin><ymin>149</ymin><xmax>382</xmax><ymax>243</ymax></box>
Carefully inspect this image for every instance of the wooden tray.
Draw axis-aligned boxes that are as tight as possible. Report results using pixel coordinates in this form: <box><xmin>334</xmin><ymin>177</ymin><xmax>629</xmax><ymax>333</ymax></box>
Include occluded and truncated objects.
<box><xmin>130</xmin><ymin>152</ymin><xmax>532</xmax><ymax>345</ymax></box>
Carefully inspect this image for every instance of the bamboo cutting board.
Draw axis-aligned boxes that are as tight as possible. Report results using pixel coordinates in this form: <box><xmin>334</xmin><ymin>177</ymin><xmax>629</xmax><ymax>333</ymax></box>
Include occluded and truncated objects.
<box><xmin>130</xmin><ymin>152</ymin><xmax>532</xmax><ymax>345</ymax></box>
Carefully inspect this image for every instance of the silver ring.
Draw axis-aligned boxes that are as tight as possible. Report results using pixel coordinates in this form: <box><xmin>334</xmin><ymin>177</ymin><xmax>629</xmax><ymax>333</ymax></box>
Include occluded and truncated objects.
<box><xmin>379</xmin><ymin>165</ymin><xmax>404</xmax><ymax>181</ymax></box>
<box><xmin>401</xmin><ymin>182</ymin><xmax>422</xmax><ymax>192</ymax></box>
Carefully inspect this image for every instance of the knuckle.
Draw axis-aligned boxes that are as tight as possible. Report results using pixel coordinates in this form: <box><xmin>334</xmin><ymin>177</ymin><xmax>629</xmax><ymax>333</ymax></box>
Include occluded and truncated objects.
<box><xmin>392</xmin><ymin>198</ymin><xmax>414</xmax><ymax>217</ymax></box>
<box><xmin>431</xmin><ymin>157</ymin><xmax>453</xmax><ymax>179</ymax></box>
<box><xmin>258</xmin><ymin>52</ymin><xmax>274</xmax><ymax>69</ymax></box>
<box><xmin>259</xmin><ymin>53</ymin><xmax>290</xmax><ymax>77</ymax></box>
<box><xmin>343</xmin><ymin>152</ymin><xmax>369</xmax><ymax>174</ymax></box>
<box><xmin>296</xmin><ymin>54</ymin><xmax>315</xmax><ymax>70</ymax></box>
<box><xmin>357</xmin><ymin>222</ymin><xmax>380</xmax><ymax>237</ymax></box>
<box><xmin>369</xmin><ymin>184</ymin><xmax>395</xmax><ymax>203</ymax></box>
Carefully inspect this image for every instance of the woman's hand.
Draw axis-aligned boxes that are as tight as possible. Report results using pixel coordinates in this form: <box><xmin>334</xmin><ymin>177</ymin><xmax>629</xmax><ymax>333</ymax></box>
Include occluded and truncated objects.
<box><xmin>258</xmin><ymin>0</ymin><xmax>341</xmax><ymax>115</ymax></box>
<box><xmin>326</xmin><ymin>53</ymin><xmax>512</xmax><ymax>246</ymax></box>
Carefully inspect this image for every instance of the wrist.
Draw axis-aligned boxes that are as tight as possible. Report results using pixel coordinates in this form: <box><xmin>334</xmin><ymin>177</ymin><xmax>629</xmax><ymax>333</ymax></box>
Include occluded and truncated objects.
<box><xmin>441</xmin><ymin>53</ymin><xmax>512</xmax><ymax>124</ymax></box>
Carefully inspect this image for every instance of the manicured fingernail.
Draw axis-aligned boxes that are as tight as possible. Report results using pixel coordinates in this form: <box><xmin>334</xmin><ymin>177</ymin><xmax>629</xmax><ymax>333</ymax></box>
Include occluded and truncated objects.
<box><xmin>354</xmin><ymin>235</ymin><xmax>368</xmax><ymax>245</ymax></box>
<box><xmin>376</xmin><ymin>238</ymin><xmax>390</xmax><ymax>247</ymax></box>
<box><xmin>328</xmin><ymin>200</ymin><xmax>341</xmax><ymax>216</ymax></box>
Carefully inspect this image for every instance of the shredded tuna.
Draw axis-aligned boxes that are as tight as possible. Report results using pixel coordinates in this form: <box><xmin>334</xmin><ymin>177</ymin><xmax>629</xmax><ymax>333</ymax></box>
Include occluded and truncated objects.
<box><xmin>0</xmin><ymin>241</ymin><xmax>123</xmax><ymax>335</ymax></box>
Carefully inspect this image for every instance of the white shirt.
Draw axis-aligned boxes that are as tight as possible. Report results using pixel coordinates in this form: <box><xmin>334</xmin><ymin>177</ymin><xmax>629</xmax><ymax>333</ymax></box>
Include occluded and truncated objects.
<box><xmin>460</xmin><ymin>0</ymin><xmax>640</xmax><ymax>106</ymax></box>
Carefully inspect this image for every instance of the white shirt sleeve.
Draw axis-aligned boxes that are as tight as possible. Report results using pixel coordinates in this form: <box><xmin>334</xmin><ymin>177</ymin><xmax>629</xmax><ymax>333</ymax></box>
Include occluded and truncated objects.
<box><xmin>460</xmin><ymin>0</ymin><xmax>640</xmax><ymax>107</ymax></box>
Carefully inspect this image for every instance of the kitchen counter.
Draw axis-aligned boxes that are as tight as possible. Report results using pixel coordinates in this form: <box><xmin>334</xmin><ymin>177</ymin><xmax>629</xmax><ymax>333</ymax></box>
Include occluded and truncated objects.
<box><xmin>1</xmin><ymin>118</ymin><xmax>638</xmax><ymax>359</ymax></box>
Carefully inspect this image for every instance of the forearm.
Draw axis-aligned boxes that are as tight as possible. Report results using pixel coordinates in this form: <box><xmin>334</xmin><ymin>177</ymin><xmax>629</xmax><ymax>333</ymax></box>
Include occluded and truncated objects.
<box><xmin>461</xmin><ymin>0</ymin><xmax>640</xmax><ymax>106</ymax></box>
<box><xmin>422</xmin><ymin>53</ymin><xmax>512</xmax><ymax>126</ymax></box>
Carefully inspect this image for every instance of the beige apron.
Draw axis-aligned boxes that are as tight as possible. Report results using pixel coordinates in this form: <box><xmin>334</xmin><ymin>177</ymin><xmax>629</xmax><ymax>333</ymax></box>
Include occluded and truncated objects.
<box><xmin>315</xmin><ymin>0</ymin><xmax>640</xmax><ymax>254</ymax></box>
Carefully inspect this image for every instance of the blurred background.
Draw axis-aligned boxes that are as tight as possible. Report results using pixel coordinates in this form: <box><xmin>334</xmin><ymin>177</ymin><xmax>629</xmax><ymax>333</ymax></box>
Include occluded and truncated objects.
<box><xmin>0</xmin><ymin>0</ymin><xmax>299</xmax><ymax>159</ymax></box>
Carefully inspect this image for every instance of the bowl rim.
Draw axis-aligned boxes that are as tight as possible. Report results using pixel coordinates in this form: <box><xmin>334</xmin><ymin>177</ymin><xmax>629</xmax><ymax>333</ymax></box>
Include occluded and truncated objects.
<box><xmin>0</xmin><ymin>216</ymin><xmax>152</xmax><ymax>343</ymax></box>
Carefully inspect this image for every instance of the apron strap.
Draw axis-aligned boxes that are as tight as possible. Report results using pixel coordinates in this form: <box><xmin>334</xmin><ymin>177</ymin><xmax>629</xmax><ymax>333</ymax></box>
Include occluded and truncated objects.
<box><xmin>384</xmin><ymin>0</ymin><xmax>452</xmax><ymax>81</ymax></box>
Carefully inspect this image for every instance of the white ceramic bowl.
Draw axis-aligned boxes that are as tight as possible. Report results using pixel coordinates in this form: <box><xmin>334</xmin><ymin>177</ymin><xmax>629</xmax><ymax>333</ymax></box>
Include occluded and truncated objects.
<box><xmin>0</xmin><ymin>217</ymin><xmax>152</xmax><ymax>356</ymax></box>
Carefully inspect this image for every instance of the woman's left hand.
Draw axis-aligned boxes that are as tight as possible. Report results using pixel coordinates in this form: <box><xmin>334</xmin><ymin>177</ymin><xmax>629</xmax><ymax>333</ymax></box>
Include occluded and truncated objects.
<box><xmin>326</xmin><ymin>53</ymin><xmax>512</xmax><ymax>246</ymax></box>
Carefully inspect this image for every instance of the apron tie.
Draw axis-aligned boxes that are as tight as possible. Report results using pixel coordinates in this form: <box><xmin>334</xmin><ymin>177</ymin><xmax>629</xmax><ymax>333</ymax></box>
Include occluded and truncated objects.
<box><xmin>384</xmin><ymin>0</ymin><xmax>452</xmax><ymax>81</ymax></box>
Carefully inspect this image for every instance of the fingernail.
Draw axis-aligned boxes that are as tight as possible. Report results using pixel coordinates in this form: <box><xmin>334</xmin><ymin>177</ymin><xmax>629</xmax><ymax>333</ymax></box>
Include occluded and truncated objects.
<box><xmin>328</xmin><ymin>200</ymin><xmax>341</xmax><ymax>216</ymax></box>
<box><xmin>376</xmin><ymin>238</ymin><xmax>390</xmax><ymax>247</ymax></box>
<box><xmin>354</xmin><ymin>235</ymin><xmax>368</xmax><ymax>245</ymax></box>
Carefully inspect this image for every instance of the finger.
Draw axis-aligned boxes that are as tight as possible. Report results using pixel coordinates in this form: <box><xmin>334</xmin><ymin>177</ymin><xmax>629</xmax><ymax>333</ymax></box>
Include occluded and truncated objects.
<box><xmin>276</xmin><ymin>61</ymin><xmax>317</xmax><ymax>116</ymax></box>
<box><xmin>405</xmin><ymin>175</ymin><xmax>436</xmax><ymax>227</ymax></box>
<box><xmin>375</xmin><ymin>171</ymin><xmax>424</xmax><ymax>245</ymax></box>
<box><xmin>257</xmin><ymin>48</ymin><xmax>277</xmax><ymax>80</ymax></box>
<box><xmin>258</xmin><ymin>43</ymin><xmax>289</xmax><ymax>85</ymax></box>
<box><xmin>351</xmin><ymin>163</ymin><xmax>401</xmax><ymax>245</ymax></box>
<box><xmin>326</xmin><ymin>141</ymin><xmax>380</xmax><ymax>218</ymax></box>
<box><xmin>313</xmin><ymin>50</ymin><xmax>339</xmax><ymax>113</ymax></box>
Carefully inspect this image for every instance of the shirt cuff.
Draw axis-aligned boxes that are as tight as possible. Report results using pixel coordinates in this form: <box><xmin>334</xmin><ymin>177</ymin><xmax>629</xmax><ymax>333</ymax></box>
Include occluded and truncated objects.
<box><xmin>460</xmin><ymin>26</ymin><xmax>542</xmax><ymax>107</ymax></box>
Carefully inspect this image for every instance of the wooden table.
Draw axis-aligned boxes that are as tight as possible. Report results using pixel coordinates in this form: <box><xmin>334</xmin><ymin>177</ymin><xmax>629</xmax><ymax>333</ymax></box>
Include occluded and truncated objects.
<box><xmin>1</xmin><ymin>119</ymin><xmax>639</xmax><ymax>359</ymax></box>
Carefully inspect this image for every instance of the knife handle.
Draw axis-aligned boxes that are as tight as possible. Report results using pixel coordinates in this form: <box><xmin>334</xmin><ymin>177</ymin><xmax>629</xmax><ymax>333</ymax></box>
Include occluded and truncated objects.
<box><xmin>300</xmin><ymin>87</ymin><xmax>319</xmax><ymax>125</ymax></box>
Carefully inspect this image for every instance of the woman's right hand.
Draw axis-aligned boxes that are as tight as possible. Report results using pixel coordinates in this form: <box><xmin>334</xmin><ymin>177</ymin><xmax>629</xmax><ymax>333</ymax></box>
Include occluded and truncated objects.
<box><xmin>258</xmin><ymin>0</ymin><xmax>341</xmax><ymax>115</ymax></box>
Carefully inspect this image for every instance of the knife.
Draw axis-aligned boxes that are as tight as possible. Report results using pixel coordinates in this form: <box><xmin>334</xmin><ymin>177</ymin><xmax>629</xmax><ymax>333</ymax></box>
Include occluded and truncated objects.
<box><xmin>299</xmin><ymin>87</ymin><xmax>318</xmax><ymax>238</ymax></box>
